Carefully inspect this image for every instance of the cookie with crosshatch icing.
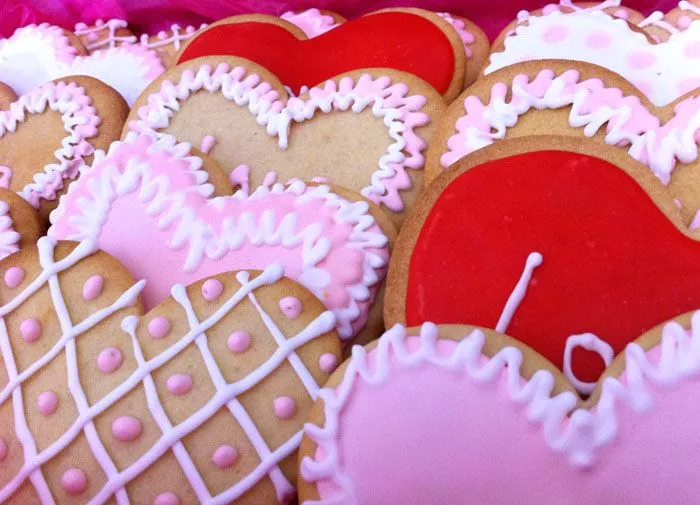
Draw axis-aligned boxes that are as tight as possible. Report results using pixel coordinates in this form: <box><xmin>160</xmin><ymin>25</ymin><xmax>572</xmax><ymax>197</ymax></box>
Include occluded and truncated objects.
<box><xmin>126</xmin><ymin>56</ymin><xmax>444</xmax><ymax>226</ymax></box>
<box><xmin>0</xmin><ymin>76</ymin><xmax>128</xmax><ymax>220</ymax></box>
<box><xmin>298</xmin><ymin>315</ymin><xmax>700</xmax><ymax>505</ymax></box>
<box><xmin>49</xmin><ymin>131</ymin><xmax>394</xmax><ymax>342</ymax></box>
<box><xmin>426</xmin><ymin>60</ymin><xmax>700</xmax><ymax>227</ymax></box>
<box><xmin>388</xmin><ymin>136</ymin><xmax>700</xmax><ymax>395</ymax></box>
<box><xmin>0</xmin><ymin>236</ymin><xmax>341</xmax><ymax>504</ymax></box>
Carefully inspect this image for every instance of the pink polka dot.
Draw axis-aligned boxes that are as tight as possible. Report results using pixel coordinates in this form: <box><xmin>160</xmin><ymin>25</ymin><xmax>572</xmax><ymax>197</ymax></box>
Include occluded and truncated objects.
<box><xmin>112</xmin><ymin>416</ymin><xmax>142</xmax><ymax>442</ymax></box>
<box><xmin>678</xmin><ymin>78</ymin><xmax>700</xmax><ymax>95</ymax></box>
<box><xmin>154</xmin><ymin>492</ymin><xmax>180</xmax><ymax>505</ymax></box>
<box><xmin>61</xmin><ymin>468</ymin><xmax>87</xmax><ymax>495</ymax></box>
<box><xmin>37</xmin><ymin>391</ymin><xmax>59</xmax><ymax>416</ymax></box>
<box><xmin>684</xmin><ymin>41</ymin><xmax>700</xmax><ymax>58</ymax></box>
<box><xmin>212</xmin><ymin>444</ymin><xmax>238</xmax><ymax>469</ymax></box>
<box><xmin>148</xmin><ymin>317</ymin><xmax>171</xmax><ymax>339</ymax></box>
<box><xmin>279</xmin><ymin>297</ymin><xmax>303</xmax><ymax>319</ymax></box>
<box><xmin>20</xmin><ymin>319</ymin><xmax>41</xmax><ymax>343</ymax></box>
<box><xmin>613</xmin><ymin>8</ymin><xmax>629</xmax><ymax>19</ymax></box>
<box><xmin>319</xmin><ymin>353</ymin><xmax>338</xmax><ymax>374</ymax></box>
<box><xmin>227</xmin><ymin>331</ymin><xmax>251</xmax><ymax>353</ymax></box>
<box><xmin>4</xmin><ymin>267</ymin><xmax>24</xmax><ymax>288</ymax></box>
<box><xmin>678</xmin><ymin>15</ymin><xmax>693</xmax><ymax>29</ymax></box>
<box><xmin>97</xmin><ymin>347</ymin><xmax>123</xmax><ymax>374</ymax></box>
<box><xmin>201</xmin><ymin>279</ymin><xmax>223</xmax><ymax>301</ymax></box>
<box><xmin>626</xmin><ymin>50</ymin><xmax>656</xmax><ymax>69</ymax></box>
<box><xmin>542</xmin><ymin>24</ymin><xmax>570</xmax><ymax>44</ymax></box>
<box><xmin>0</xmin><ymin>437</ymin><xmax>8</xmax><ymax>462</ymax></box>
<box><xmin>82</xmin><ymin>275</ymin><xmax>104</xmax><ymax>301</ymax></box>
<box><xmin>167</xmin><ymin>374</ymin><xmax>193</xmax><ymax>395</ymax></box>
<box><xmin>585</xmin><ymin>30</ymin><xmax>612</xmax><ymax>49</ymax></box>
<box><xmin>273</xmin><ymin>396</ymin><xmax>297</xmax><ymax>420</ymax></box>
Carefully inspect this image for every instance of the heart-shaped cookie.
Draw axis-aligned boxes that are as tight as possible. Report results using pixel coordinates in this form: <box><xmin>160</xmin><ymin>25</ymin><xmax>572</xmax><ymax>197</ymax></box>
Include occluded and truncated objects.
<box><xmin>0</xmin><ymin>24</ymin><xmax>165</xmax><ymax>106</ymax></box>
<box><xmin>176</xmin><ymin>10</ymin><xmax>465</xmax><ymax>102</ymax></box>
<box><xmin>298</xmin><ymin>316</ymin><xmax>700</xmax><ymax>505</ymax></box>
<box><xmin>49</xmin><ymin>132</ymin><xmax>393</xmax><ymax>341</ymax></box>
<box><xmin>486</xmin><ymin>9</ymin><xmax>700</xmax><ymax>106</ymax></box>
<box><xmin>388</xmin><ymin>137</ymin><xmax>700</xmax><ymax>389</ymax></box>
<box><xmin>0</xmin><ymin>76</ymin><xmax>128</xmax><ymax>219</ymax></box>
<box><xmin>127</xmin><ymin>57</ymin><xmax>443</xmax><ymax>225</ymax></box>
<box><xmin>0</xmin><ymin>237</ymin><xmax>341</xmax><ymax>504</ymax></box>
<box><xmin>427</xmin><ymin>61</ymin><xmax>700</xmax><ymax>225</ymax></box>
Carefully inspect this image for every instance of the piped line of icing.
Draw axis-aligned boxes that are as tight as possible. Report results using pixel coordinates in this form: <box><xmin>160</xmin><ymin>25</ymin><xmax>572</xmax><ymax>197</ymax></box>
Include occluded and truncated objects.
<box><xmin>74</xmin><ymin>19</ymin><xmax>137</xmax><ymax>51</ymax></box>
<box><xmin>437</xmin><ymin>12</ymin><xmax>476</xmax><ymax>58</ymax></box>
<box><xmin>1</xmin><ymin>80</ymin><xmax>100</xmax><ymax>208</ymax></box>
<box><xmin>302</xmin><ymin>313</ymin><xmax>700</xmax><ymax>503</ymax></box>
<box><xmin>0</xmin><ymin>201</ymin><xmax>20</xmax><ymax>260</ymax></box>
<box><xmin>281</xmin><ymin>9</ymin><xmax>340</xmax><ymax>38</ymax></box>
<box><xmin>495</xmin><ymin>252</ymin><xmax>542</xmax><ymax>333</ymax></box>
<box><xmin>139</xmin><ymin>24</ymin><xmax>208</xmax><ymax>51</ymax></box>
<box><xmin>129</xmin><ymin>63</ymin><xmax>430</xmax><ymax>213</ymax></box>
<box><xmin>440</xmin><ymin>68</ymin><xmax>700</xmax><ymax>186</ymax></box>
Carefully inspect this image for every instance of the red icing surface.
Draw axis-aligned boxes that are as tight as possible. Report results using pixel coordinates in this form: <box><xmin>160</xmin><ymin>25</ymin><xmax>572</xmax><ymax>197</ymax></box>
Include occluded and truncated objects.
<box><xmin>406</xmin><ymin>151</ymin><xmax>700</xmax><ymax>382</ymax></box>
<box><xmin>178</xmin><ymin>12</ymin><xmax>456</xmax><ymax>95</ymax></box>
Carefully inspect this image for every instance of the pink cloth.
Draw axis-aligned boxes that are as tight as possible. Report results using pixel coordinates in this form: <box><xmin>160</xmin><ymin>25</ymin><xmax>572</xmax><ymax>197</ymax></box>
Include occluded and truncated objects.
<box><xmin>0</xmin><ymin>0</ymin><xmax>678</xmax><ymax>39</ymax></box>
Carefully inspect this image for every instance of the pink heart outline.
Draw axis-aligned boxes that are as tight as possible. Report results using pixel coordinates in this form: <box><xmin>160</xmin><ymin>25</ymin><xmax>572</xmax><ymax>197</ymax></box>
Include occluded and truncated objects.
<box><xmin>302</xmin><ymin>315</ymin><xmax>700</xmax><ymax>504</ymax></box>
<box><xmin>49</xmin><ymin>132</ymin><xmax>390</xmax><ymax>339</ymax></box>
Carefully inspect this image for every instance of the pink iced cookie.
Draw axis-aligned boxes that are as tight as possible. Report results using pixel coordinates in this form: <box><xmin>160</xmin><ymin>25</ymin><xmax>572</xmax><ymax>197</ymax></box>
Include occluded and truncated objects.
<box><xmin>300</xmin><ymin>317</ymin><xmax>700</xmax><ymax>505</ymax></box>
<box><xmin>280</xmin><ymin>9</ymin><xmax>345</xmax><ymax>38</ymax></box>
<box><xmin>487</xmin><ymin>9</ymin><xmax>700</xmax><ymax>106</ymax></box>
<box><xmin>49</xmin><ymin>132</ymin><xmax>391</xmax><ymax>339</ymax></box>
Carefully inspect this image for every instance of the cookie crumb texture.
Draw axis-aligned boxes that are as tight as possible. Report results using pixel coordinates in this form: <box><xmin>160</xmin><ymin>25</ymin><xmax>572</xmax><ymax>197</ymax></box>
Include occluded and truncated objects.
<box><xmin>0</xmin><ymin>238</ymin><xmax>340</xmax><ymax>504</ymax></box>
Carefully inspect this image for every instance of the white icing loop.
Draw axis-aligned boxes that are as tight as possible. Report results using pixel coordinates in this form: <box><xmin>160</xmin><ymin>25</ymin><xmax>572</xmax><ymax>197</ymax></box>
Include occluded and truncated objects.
<box><xmin>563</xmin><ymin>333</ymin><xmax>615</xmax><ymax>394</ymax></box>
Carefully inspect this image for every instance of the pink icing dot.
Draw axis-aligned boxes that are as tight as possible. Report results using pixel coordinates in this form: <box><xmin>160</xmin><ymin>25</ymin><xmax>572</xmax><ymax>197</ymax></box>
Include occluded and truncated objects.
<box><xmin>227</xmin><ymin>331</ymin><xmax>251</xmax><ymax>353</ymax></box>
<box><xmin>319</xmin><ymin>353</ymin><xmax>338</xmax><ymax>374</ymax></box>
<box><xmin>4</xmin><ymin>267</ymin><xmax>24</xmax><ymax>288</ymax></box>
<box><xmin>542</xmin><ymin>24</ymin><xmax>570</xmax><ymax>44</ymax></box>
<box><xmin>273</xmin><ymin>396</ymin><xmax>297</xmax><ymax>420</ymax></box>
<box><xmin>148</xmin><ymin>317</ymin><xmax>171</xmax><ymax>339</ymax></box>
<box><xmin>279</xmin><ymin>297</ymin><xmax>303</xmax><ymax>319</ymax></box>
<box><xmin>154</xmin><ymin>492</ymin><xmax>180</xmax><ymax>505</ymax></box>
<box><xmin>0</xmin><ymin>437</ymin><xmax>7</xmax><ymax>462</ymax></box>
<box><xmin>613</xmin><ymin>8</ymin><xmax>629</xmax><ymax>19</ymax></box>
<box><xmin>201</xmin><ymin>279</ymin><xmax>223</xmax><ymax>301</ymax></box>
<box><xmin>678</xmin><ymin>15</ymin><xmax>693</xmax><ymax>29</ymax></box>
<box><xmin>61</xmin><ymin>468</ymin><xmax>87</xmax><ymax>495</ymax></box>
<box><xmin>212</xmin><ymin>444</ymin><xmax>238</xmax><ymax>469</ymax></box>
<box><xmin>87</xmin><ymin>32</ymin><xmax>99</xmax><ymax>42</ymax></box>
<box><xmin>626</xmin><ymin>50</ymin><xmax>656</xmax><ymax>69</ymax></box>
<box><xmin>82</xmin><ymin>275</ymin><xmax>104</xmax><ymax>301</ymax></box>
<box><xmin>97</xmin><ymin>347</ymin><xmax>123</xmax><ymax>374</ymax></box>
<box><xmin>684</xmin><ymin>41</ymin><xmax>700</xmax><ymax>59</ymax></box>
<box><xmin>20</xmin><ymin>319</ymin><xmax>41</xmax><ymax>343</ymax></box>
<box><xmin>167</xmin><ymin>374</ymin><xmax>193</xmax><ymax>395</ymax></box>
<box><xmin>112</xmin><ymin>416</ymin><xmax>142</xmax><ymax>442</ymax></box>
<box><xmin>585</xmin><ymin>30</ymin><xmax>612</xmax><ymax>49</ymax></box>
<box><xmin>37</xmin><ymin>391</ymin><xmax>59</xmax><ymax>416</ymax></box>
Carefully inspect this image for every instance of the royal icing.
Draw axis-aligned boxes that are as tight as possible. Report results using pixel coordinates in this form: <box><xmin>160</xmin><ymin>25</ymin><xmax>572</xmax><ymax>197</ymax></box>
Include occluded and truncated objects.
<box><xmin>130</xmin><ymin>63</ymin><xmax>429</xmax><ymax>213</ymax></box>
<box><xmin>487</xmin><ymin>10</ymin><xmax>700</xmax><ymax>106</ymax></box>
<box><xmin>74</xmin><ymin>19</ymin><xmax>137</xmax><ymax>51</ymax></box>
<box><xmin>437</xmin><ymin>12</ymin><xmax>476</xmax><ymax>57</ymax></box>
<box><xmin>4</xmin><ymin>266</ymin><xmax>24</xmax><ymax>288</ymax></box>
<box><xmin>227</xmin><ymin>331</ymin><xmax>251</xmax><ymax>353</ymax></box>
<box><xmin>1</xmin><ymin>80</ymin><xmax>101</xmax><ymax>208</ymax></box>
<box><xmin>0</xmin><ymin>200</ymin><xmax>20</xmax><ymax>261</ymax></box>
<box><xmin>281</xmin><ymin>9</ymin><xmax>341</xmax><ymax>38</ymax></box>
<box><xmin>440</xmin><ymin>68</ymin><xmax>700</xmax><ymax>187</ymax></box>
<box><xmin>139</xmin><ymin>24</ymin><xmax>208</xmax><ymax>52</ymax></box>
<box><xmin>301</xmin><ymin>318</ymin><xmax>700</xmax><ymax>504</ymax></box>
<box><xmin>49</xmin><ymin>132</ymin><xmax>390</xmax><ymax>338</ymax></box>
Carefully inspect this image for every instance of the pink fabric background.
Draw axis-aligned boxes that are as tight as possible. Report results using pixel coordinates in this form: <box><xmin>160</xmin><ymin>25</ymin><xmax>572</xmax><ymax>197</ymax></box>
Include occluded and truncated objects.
<box><xmin>0</xmin><ymin>0</ymin><xmax>678</xmax><ymax>39</ymax></box>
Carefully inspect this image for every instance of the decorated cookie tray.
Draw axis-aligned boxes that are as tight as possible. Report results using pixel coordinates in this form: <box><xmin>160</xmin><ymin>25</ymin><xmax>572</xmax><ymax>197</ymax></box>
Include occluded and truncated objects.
<box><xmin>0</xmin><ymin>1</ymin><xmax>697</xmax><ymax>504</ymax></box>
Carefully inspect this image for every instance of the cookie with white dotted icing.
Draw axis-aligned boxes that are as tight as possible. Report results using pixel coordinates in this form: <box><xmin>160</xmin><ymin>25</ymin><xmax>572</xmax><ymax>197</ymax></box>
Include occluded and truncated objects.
<box><xmin>0</xmin><ymin>236</ymin><xmax>341</xmax><ymax>504</ymax></box>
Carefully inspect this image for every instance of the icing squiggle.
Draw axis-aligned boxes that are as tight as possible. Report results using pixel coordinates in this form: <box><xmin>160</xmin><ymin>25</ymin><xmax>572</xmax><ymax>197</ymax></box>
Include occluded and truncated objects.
<box><xmin>74</xmin><ymin>19</ymin><xmax>137</xmax><ymax>51</ymax></box>
<box><xmin>437</xmin><ymin>12</ymin><xmax>476</xmax><ymax>57</ymax></box>
<box><xmin>302</xmin><ymin>314</ymin><xmax>700</xmax><ymax>503</ymax></box>
<box><xmin>281</xmin><ymin>9</ymin><xmax>341</xmax><ymax>38</ymax></box>
<box><xmin>129</xmin><ymin>63</ymin><xmax>430</xmax><ymax>213</ymax></box>
<box><xmin>140</xmin><ymin>24</ymin><xmax>208</xmax><ymax>51</ymax></box>
<box><xmin>0</xmin><ymin>201</ymin><xmax>20</xmax><ymax>260</ymax></box>
<box><xmin>1</xmin><ymin>80</ymin><xmax>100</xmax><ymax>208</ymax></box>
<box><xmin>440</xmin><ymin>69</ymin><xmax>700</xmax><ymax>186</ymax></box>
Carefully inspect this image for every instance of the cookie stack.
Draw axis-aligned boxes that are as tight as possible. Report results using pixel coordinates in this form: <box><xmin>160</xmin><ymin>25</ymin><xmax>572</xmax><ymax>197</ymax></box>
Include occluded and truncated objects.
<box><xmin>0</xmin><ymin>2</ymin><xmax>697</xmax><ymax>504</ymax></box>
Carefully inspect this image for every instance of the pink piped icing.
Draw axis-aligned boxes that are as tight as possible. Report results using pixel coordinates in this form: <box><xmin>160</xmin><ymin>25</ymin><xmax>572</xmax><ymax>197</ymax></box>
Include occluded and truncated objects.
<box><xmin>19</xmin><ymin>319</ymin><xmax>41</xmax><ymax>343</ymax></box>
<box><xmin>280</xmin><ymin>9</ymin><xmax>341</xmax><ymax>38</ymax></box>
<box><xmin>227</xmin><ymin>331</ymin><xmax>251</xmax><ymax>353</ymax></box>
<box><xmin>147</xmin><ymin>317</ymin><xmax>171</xmax><ymax>339</ymax></box>
<box><xmin>153</xmin><ymin>492</ymin><xmax>180</xmax><ymax>505</ymax></box>
<box><xmin>4</xmin><ymin>267</ymin><xmax>24</xmax><ymax>288</ymax></box>
<box><xmin>60</xmin><ymin>468</ymin><xmax>87</xmax><ymax>495</ymax></box>
<box><xmin>201</xmin><ymin>278</ymin><xmax>223</xmax><ymax>301</ymax></box>
<box><xmin>279</xmin><ymin>296</ymin><xmax>303</xmax><ymax>319</ymax></box>
<box><xmin>82</xmin><ymin>274</ymin><xmax>104</xmax><ymax>300</ymax></box>
<box><xmin>97</xmin><ymin>347</ymin><xmax>123</xmax><ymax>374</ymax></box>
<box><xmin>111</xmin><ymin>416</ymin><xmax>142</xmax><ymax>442</ymax></box>
<box><xmin>437</xmin><ymin>12</ymin><xmax>476</xmax><ymax>58</ymax></box>
<box><xmin>36</xmin><ymin>391</ymin><xmax>58</xmax><ymax>416</ymax></box>
<box><xmin>166</xmin><ymin>374</ymin><xmax>193</xmax><ymax>396</ymax></box>
<box><xmin>273</xmin><ymin>396</ymin><xmax>297</xmax><ymax>420</ymax></box>
<box><xmin>319</xmin><ymin>353</ymin><xmax>338</xmax><ymax>373</ymax></box>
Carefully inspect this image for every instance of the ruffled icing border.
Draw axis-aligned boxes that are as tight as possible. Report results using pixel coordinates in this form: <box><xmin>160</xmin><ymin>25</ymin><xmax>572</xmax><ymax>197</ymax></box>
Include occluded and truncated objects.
<box><xmin>301</xmin><ymin>315</ymin><xmax>700</xmax><ymax>503</ymax></box>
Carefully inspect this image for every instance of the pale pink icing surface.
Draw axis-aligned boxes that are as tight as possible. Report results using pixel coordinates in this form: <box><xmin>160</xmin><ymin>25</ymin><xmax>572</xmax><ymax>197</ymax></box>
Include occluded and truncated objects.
<box><xmin>302</xmin><ymin>318</ymin><xmax>700</xmax><ymax>505</ymax></box>
<box><xmin>129</xmin><ymin>63</ymin><xmax>430</xmax><ymax>214</ymax></box>
<box><xmin>441</xmin><ymin>68</ymin><xmax>700</xmax><ymax>186</ymax></box>
<box><xmin>49</xmin><ymin>132</ymin><xmax>389</xmax><ymax>339</ymax></box>
<box><xmin>280</xmin><ymin>9</ymin><xmax>341</xmax><ymax>38</ymax></box>
<box><xmin>1</xmin><ymin>80</ymin><xmax>100</xmax><ymax>208</ymax></box>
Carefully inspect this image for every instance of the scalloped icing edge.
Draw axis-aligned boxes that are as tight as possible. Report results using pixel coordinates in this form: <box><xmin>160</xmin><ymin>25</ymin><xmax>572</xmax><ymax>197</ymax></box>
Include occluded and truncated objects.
<box><xmin>301</xmin><ymin>313</ymin><xmax>700</xmax><ymax>503</ymax></box>
<box><xmin>129</xmin><ymin>62</ymin><xmax>430</xmax><ymax>213</ymax></box>
<box><xmin>49</xmin><ymin>131</ymin><xmax>389</xmax><ymax>338</ymax></box>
